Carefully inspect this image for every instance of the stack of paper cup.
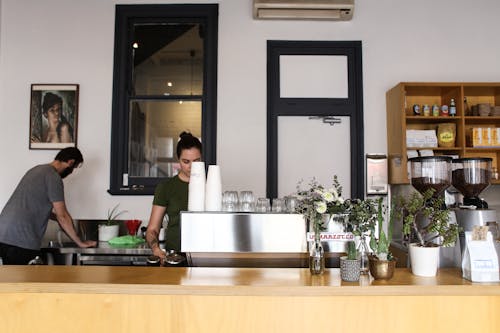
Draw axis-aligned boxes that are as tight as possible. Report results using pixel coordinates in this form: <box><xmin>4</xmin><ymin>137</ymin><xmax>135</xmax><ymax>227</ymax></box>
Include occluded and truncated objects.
<box><xmin>205</xmin><ymin>165</ymin><xmax>222</xmax><ymax>211</ymax></box>
<box><xmin>188</xmin><ymin>161</ymin><xmax>206</xmax><ymax>211</ymax></box>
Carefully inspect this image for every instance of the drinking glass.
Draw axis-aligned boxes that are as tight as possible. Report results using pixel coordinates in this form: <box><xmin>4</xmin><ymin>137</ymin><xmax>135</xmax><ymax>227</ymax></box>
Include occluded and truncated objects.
<box><xmin>256</xmin><ymin>198</ymin><xmax>271</xmax><ymax>212</ymax></box>
<box><xmin>222</xmin><ymin>191</ymin><xmax>239</xmax><ymax>212</ymax></box>
<box><xmin>272</xmin><ymin>198</ymin><xmax>285</xmax><ymax>212</ymax></box>
<box><xmin>285</xmin><ymin>196</ymin><xmax>298</xmax><ymax>213</ymax></box>
<box><xmin>239</xmin><ymin>191</ymin><xmax>255</xmax><ymax>212</ymax></box>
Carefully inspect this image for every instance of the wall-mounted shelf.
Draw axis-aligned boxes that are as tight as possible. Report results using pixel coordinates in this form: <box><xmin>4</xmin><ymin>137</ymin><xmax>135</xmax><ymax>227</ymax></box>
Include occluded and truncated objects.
<box><xmin>386</xmin><ymin>82</ymin><xmax>500</xmax><ymax>185</ymax></box>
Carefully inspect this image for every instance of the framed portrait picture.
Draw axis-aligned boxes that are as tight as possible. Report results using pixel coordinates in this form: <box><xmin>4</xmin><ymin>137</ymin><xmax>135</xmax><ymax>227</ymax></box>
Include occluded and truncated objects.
<box><xmin>29</xmin><ymin>84</ymin><xmax>79</xmax><ymax>149</ymax></box>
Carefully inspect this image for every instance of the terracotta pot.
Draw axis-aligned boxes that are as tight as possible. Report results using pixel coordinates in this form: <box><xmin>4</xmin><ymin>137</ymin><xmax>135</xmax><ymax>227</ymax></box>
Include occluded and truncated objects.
<box><xmin>368</xmin><ymin>255</ymin><xmax>396</xmax><ymax>280</ymax></box>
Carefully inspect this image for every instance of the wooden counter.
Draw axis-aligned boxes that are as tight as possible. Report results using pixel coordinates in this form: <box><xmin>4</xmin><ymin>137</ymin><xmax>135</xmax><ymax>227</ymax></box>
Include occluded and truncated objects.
<box><xmin>1</xmin><ymin>266</ymin><xmax>499</xmax><ymax>332</ymax></box>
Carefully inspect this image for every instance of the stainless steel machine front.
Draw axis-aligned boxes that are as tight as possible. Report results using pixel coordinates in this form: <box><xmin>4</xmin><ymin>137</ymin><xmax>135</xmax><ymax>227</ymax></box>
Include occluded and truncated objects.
<box><xmin>181</xmin><ymin>212</ymin><xmax>308</xmax><ymax>267</ymax></box>
<box><xmin>181</xmin><ymin>212</ymin><xmax>349</xmax><ymax>268</ymax></box>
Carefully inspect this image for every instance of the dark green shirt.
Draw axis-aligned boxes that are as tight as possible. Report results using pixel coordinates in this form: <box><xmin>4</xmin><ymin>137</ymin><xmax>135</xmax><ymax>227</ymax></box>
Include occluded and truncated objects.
<box><xmin>153</xmin><ymin>175</ymin><xmax>188</xmax><ymax>251</ymax></box>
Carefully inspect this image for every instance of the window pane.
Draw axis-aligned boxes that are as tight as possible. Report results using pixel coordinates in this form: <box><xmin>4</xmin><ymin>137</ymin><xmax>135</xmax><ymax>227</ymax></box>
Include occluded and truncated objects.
<box><xmin>132</xmin><ymin>23</ymin><xmax>204</xmax><ymax>96</ymax></box>
<box><xmin>279</xmin><ymin>55</ymin><xmax>348</xmax><ymax>98</ymax></box>
<box><xmin>128</xmin><ymin>100</ymin><xmax>201</xmax><ymax>178</ymax></box>
<box><xmin>277</xmin><ymin>116</ymin><xmax>351</xmax><ymax>198</ymax></box>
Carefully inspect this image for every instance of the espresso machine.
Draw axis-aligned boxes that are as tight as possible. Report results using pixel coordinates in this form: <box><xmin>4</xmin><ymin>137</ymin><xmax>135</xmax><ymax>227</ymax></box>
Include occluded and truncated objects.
<box><xmin>451</xmin><ymin>157</ymin><xmax>498</xmax><ymax>256</ymax></box>
<box><xmin>408</xmin><ymin>156</ymin><xmax>462</xmax><ymax>267</ymax></box>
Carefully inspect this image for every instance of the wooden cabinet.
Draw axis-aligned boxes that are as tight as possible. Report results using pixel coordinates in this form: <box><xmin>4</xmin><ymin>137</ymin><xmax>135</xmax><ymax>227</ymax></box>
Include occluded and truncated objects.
<box><xmin>386</xmin><ymin>82</ymin><xmax>500</xmax><ymax>184</ymax></box>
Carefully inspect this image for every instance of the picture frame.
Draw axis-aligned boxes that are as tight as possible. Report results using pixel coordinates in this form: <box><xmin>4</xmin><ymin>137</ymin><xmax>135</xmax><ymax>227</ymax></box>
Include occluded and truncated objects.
<box><xmin>29</xmin><ymin>84</ymin><xmax>79</xmax><ymax>149</ymax></box>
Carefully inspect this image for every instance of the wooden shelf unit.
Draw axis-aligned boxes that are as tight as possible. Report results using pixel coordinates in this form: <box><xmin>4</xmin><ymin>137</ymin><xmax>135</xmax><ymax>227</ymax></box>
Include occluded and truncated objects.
<box><xmin>386</xmin><ymin>82</ymin><xmax>500</xmax><ymax>184</ymax></box>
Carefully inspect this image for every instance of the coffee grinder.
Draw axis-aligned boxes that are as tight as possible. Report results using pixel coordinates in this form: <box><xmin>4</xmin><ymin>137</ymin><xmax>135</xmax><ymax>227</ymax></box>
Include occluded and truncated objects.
<box><xmin>451</xmin><ymin>157</ymin><xmax>498</xmax><ymax>253</ymax></box>
<box><xmin>408</xmin><ymin>156</ymin><xmax>452</xmax><ymax>204</ymax></box>
<box><xmin>408</xmin><ymin>156</ymin><xmax>461</xmax><ymax>267</ymax></box>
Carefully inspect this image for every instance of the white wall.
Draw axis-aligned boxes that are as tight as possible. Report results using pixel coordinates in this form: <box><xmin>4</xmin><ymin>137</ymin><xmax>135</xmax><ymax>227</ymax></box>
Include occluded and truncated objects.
<box><xmin>1</xmin><ymin>0</ymin><xmax>500</xmax><ymax>222</ymax></box>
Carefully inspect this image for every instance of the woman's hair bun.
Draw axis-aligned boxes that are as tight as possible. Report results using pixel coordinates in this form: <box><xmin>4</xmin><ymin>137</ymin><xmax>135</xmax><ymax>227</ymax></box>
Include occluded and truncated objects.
<box><xmin>179</xmin><ymin>131</ymin><xmax>193</xmax><ymax>139</ymax></box>
<box><xmin>176</xmin><ymin>131</ymin><xmax>202</xmax><ymax>158</ymax></box>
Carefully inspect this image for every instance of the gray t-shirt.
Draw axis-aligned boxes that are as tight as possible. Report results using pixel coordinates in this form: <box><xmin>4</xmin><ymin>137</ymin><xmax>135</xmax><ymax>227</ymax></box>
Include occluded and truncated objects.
<box><xmin>0</xmin><ymin>164</ymin><xmax>64</xmax><ymax>250</ymax></box>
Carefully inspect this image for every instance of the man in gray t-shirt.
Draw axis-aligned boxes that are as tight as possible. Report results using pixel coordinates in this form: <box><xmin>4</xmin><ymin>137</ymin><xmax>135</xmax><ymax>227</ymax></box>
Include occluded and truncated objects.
<box><xmin>0</xmin><ymin>147</ymin><xmax>96</xmax><ymax>264</ymax></box>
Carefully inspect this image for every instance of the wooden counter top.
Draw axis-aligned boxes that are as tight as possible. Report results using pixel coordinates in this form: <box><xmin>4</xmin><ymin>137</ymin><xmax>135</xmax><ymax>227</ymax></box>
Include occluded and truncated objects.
<box><xmin>1</xmin><ymin>266</ymin><xmax>499</xmax><ymax>296</ymax></box>
<box><xmin>1</xmin><ymin>266</ymin><xmax>499</xmax><ymax>332</ymax></box>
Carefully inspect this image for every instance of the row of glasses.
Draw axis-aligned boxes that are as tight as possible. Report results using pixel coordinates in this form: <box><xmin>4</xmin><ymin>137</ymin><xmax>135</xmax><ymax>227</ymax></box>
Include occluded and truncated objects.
<box><xmin>255</xmin><ymin>196</ymin><xmax>298</xmax><ymax>213</ymax></box>
<box><xmin>222</xmin><ymin>190</ymin><xmax>257</xmax><ymax>212</ymax></box>
<box><xmin>221</xmin><ymin>191</ymin><xmax>298</xmax><ymax>213</ymax></box>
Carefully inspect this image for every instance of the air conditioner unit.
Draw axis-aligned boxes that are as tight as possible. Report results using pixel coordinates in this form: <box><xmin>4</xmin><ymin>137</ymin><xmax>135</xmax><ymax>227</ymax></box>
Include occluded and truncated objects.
<box><xmin>253</xmin><ymin>0</ymin><xmax>354</xmax><ymax>21</ymax></box>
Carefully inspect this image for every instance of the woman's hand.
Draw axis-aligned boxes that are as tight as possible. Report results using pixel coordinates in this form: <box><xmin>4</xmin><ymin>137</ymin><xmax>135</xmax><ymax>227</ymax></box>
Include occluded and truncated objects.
<box><xmin>152</xmin><ymin>247</ymin><xmax>167</xmax><ymax>263</ymax></box>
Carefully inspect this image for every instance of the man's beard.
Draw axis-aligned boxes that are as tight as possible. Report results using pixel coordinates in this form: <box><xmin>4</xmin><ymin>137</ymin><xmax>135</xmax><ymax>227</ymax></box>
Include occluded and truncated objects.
<box><xmin>60</xmin><ymin>166</ymin><xmax>74</xmax><ymax>179</ymax></box>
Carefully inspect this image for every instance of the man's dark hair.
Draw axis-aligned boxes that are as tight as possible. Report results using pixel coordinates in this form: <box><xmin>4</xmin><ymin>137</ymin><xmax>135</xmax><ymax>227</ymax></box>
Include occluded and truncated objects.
<box><xmin>55</xmin><ymin>147</ymin><xmax>83</xmax><ymax>166</ymax></box>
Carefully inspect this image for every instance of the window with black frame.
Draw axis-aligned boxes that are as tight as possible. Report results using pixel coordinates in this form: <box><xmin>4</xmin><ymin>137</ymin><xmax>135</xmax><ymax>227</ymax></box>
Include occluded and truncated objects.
<box><xmin>109</xmin><ymin>4</ymin><xmax>218</xmax><ymax>195</ymax></box>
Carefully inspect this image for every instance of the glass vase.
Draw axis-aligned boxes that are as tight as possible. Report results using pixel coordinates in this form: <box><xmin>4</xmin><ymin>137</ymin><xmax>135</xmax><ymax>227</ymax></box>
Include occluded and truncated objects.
<box><xmin>309</xmin><ymin>217</ymin><xmax>326</xmax><ymax>275</ymax></box>
<box><xmin>357</xmin><ymin>235</ymin><xmax>370</xmax><ymax>275</ymax></box>
<box><xmin>309</xmin><ymin>235</ymin><xmax>325</xmax><ymax>275</ymax></box>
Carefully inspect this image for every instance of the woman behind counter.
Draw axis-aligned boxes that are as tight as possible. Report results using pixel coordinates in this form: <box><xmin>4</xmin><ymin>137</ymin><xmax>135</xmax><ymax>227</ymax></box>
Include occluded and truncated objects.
<box><xmin>146</xmin><ymin>132</ymin><xmax>202</xmax><ymax>262</ymax></box>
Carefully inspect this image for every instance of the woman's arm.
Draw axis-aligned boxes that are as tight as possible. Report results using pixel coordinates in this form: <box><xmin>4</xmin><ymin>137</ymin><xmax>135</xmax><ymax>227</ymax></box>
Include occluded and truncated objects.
<box><xmin>146</xmin><ymin>205</ymin><xmax>167</xmax><ymax>260</ymax></box>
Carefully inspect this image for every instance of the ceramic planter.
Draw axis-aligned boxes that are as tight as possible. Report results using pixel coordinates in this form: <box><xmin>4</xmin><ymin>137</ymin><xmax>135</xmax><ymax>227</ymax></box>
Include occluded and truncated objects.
<box><xmin>368</xmin><ymin>255</ymin><xmax>396</xmax><ymax>280</ymax></box>
<box><xmin>340</xmin><ymin>256</ymin><xmax>361</xmax><ymax>282</ymax></box>
<box><xmin>98</xmin><ymin>224</ymin><xmax>119</xmax><ymax>242</ymax></box>
<box><xmin>409</xmin><ymin>243</ymin><xmax>440</xmax><ymax>277</ymax></box>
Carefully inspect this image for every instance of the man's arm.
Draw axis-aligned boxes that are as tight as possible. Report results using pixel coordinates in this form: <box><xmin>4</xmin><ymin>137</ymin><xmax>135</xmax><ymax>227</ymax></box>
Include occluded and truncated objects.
<box><xmin>52</xmin><ymin>201</ymin><xmax>96</xmax><ymax>248</ymax></box>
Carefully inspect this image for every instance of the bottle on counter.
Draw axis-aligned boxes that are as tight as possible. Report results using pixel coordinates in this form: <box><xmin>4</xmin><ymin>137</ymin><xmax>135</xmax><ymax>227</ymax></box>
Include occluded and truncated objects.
<box><xmin>450</xmin><ymin>98</ymin><xmax>457</xmax><ymax>116</ymax></box>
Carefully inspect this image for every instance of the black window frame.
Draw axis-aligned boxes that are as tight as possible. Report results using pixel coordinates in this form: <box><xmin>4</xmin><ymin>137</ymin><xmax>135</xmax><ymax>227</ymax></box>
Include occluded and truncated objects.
<box><xmin>108</xmin><ymin>4</ymin><xmax>218</xmax><ymax>195</ymax></box>
<box><xmin>266</xmin><ymin>40</ymin><xmax>364</xmax><ymax>199</ymax></box>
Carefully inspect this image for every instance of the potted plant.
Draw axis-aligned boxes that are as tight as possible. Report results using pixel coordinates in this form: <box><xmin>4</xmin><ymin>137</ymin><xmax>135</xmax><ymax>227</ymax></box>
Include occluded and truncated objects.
<box><xmin>368</xmin><ymin>198</ymin><xmax>397</xmax><ymax>280</ymax></box>
<box><xmin>340</xmin><ymin>241</ymin><xmax>361</xmax><ymax>282</ymax></box>
<box><xmin>345</xmin><ymin>198</ymin><xmax>378</xmax><ymax>274</ymax></box>
<box><xmin>295</xmin><ymin>176</ymin><xmax>347</xmax><ymax>274</ymax></box>
<box><xmin>98</xmin><ymin>204</ymin><xmax>127</xmax><ymax>242</ymax></box>
<box><xmin>395</xmin><ymin>189</ymin><xmax>460</xmax><ymax>277</ymax></box>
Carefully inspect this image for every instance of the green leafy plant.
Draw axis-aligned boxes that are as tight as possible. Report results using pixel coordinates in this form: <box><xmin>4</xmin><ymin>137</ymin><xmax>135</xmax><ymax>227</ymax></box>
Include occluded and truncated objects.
<box><xmin>103</xmin><ymin>204</ymin><xmax>128</xmax><ymax>226</ymax></box>
<box><xmin>394</xmin><ymin>189</ymin><xmax>459</xmax><ymax>247</ymax></box>
<box><xmin>345</xmin><ymin>198</ymin><xmax>378</xmax><ymax>237</ymax></box>
<box><xmin>346</xmin><ymin>241</ymin><xmax>357</xmax><ymax>260</ymax></box>
<box><xmin>369</xmin><ymin>198</ymin><xmax>394</xmax><ymax>261</ymax></box>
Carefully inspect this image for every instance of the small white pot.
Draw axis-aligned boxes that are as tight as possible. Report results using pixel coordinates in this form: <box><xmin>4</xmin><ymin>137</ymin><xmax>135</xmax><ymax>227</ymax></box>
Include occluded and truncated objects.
<box><xmin>98</xmin><ymin>224</ymin><xmax>119</xmax><ymax>242</ymax></box>
<box><xmin>409</xmin><ymin>243</ymin><xmax>440</xmax><ymax>277</ymax></box>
